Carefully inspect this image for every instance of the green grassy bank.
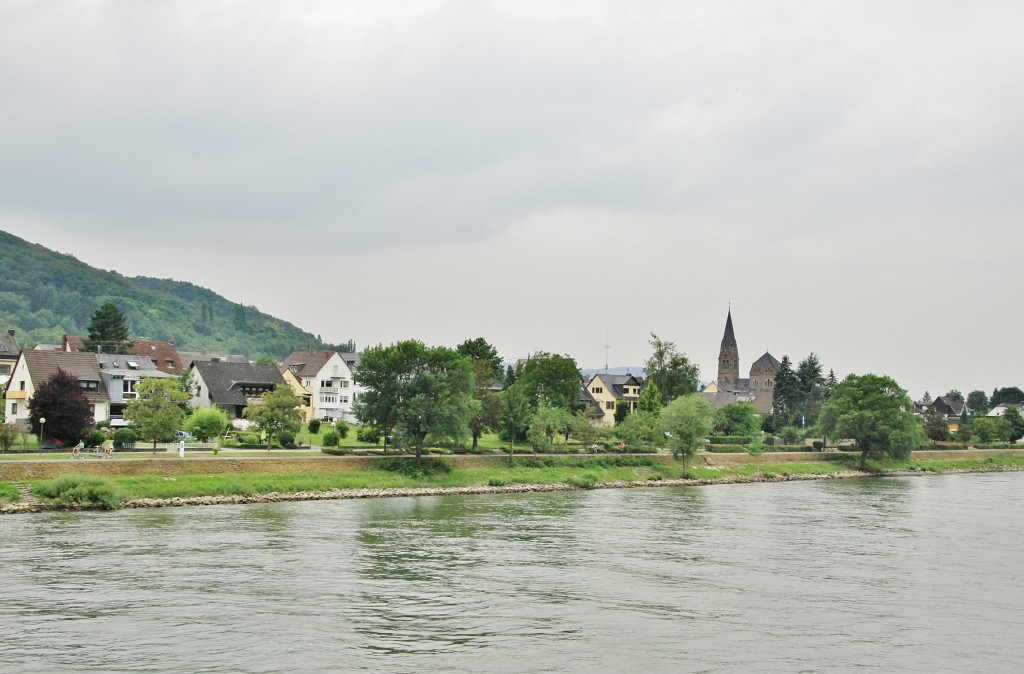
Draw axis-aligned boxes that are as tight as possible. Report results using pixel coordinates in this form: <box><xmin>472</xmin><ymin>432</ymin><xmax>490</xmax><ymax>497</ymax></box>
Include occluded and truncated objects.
<box><xmin>2</xmin><ymin>451</ymin><xmax>1023</xmax><ymax>512</ymax></box>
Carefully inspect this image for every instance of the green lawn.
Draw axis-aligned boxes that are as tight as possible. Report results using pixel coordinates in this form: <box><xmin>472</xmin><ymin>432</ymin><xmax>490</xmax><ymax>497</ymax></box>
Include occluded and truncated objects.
<box><xmin>0</xmin><ymin>481</ymin><xmax>19</xmax><ymax>501</ymax></box>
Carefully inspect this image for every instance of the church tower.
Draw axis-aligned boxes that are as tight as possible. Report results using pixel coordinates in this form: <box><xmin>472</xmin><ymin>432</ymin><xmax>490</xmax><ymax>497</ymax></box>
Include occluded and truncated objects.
<box><xmin>717</xmin><ymin>309</ymin><xmax>739</xmax><ymax>390</ymax></box>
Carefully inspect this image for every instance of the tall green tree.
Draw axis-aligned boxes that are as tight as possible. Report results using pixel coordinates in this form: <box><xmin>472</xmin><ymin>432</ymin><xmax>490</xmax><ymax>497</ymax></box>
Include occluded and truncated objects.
<box><xmin>771</xmin><ymin>356</ymin><xmax>797</xmax><ymax>432</ymax></box>
<box><xmin>658</xmin><ymin>394</ymin><xmax>715</xmax><ymax>466</ymax></box>
<box><xmin>457</xmin><ymin>337</ymin><xmax>503</xmax><ymax>381</ymax></box>
<box><xmin>644</xmin><ymin>334</ymin><xmax>700</xmax><ymax>404</ymax></box>
<box><xmin>353</xmin><ymin>340</ymin><xmax>476</xmax><ymax>462</ymax></box>
<box><xmin>509</xmin><ymin>352</ymin><xmax>581</xmax><ymax>411</ymax></box>
<box><xmin>714</xmin><ymin>401</ymin><xmax>760</xmax><ymax>437</ymax></box>
<box><xmin>498</xmin><ymin>385</ymin><xmax>533</xmax><ymax>445</ymax></box>
<box><xmin>29</xmin><ymin>370</ymin><xmax>94</xmax><ymax>446</ymax></box>
<box><xmin>84</xmin><ymin>301</ymin><xmax>131</xmax><ymax>354</ymax></box>
<box><xmin>990</xmin><ymin>387</ymin><xmax>1024</xmax><ymax>408</ymax></box>
<box><xmin>819</xmin><ymin>373</ymin><xmax>927</xmax><ymax>469</ymax></box>
<box><xmin>1001</xmin><ymin>406</ymin><xmax>1024</xmax><ymax>443</ymax></box>
<box><xmin>243</xmin><ymin>386</ymin><xmax>302</xmax><ymax>450</ymax></box>
<box><xmin>468</xmin><ymin>359</ymin><xmax>503</xmax><ymax>450</ymax></box>
<box><xmin>636</xmin><ymin>379</ymin><xmax>662</xmax><ymax>416</ymax></box>
<box><xmin>793</xmin><ymin>353</ymin><xmax>827</xmax><ymax>428</ymax></box>
<box><xmin>125</xmin><ymin>378</ymin><xmax>190</xmax><ymax>448</ymax></box>
<box><xmin>923</xmin><ymin>406</ymin><xmax>951</xmax><ymax>441</ymax></box>
<box><xmin>966</xmin><ymin>390</ymin><xmax>989</xmax><ymax>415</ymax></box>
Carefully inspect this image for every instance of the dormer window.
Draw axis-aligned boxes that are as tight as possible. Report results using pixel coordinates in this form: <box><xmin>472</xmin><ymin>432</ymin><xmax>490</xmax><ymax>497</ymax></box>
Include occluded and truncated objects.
<box><xmin>127</xmin><ymin>361</ymin><xmax>139</xmax><ymax>369</ymax></box>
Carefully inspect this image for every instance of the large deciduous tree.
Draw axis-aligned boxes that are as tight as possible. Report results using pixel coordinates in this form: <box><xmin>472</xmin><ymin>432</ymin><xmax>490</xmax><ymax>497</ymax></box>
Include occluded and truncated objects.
<box><xmin>644</xmin><ymin>334</ymin><xmax>700</xmax><ymax>404</ymax></box>
<box><xmin>966</xmin><ymin>390</ymin><xmax>989</xmax><ymax>415</ymax></box>
<box><xmin>85</xmin><ymin>301</ymin><xmax>131</xmax><ymax>354</ymax></box>
<box><xmin>243</xmin><ymin>386</ymin><xmax>302</xmax><ymax>450</ymax></box>
<box><xmin>818</xmin><ymin>373</ymin><xmax>926</xmax><ymax>470</ymax></box>
<box><xmin>354</xmin><ymin>340</ymin><xmax>476</xmax><ymax>462</ymax></box>
<box><xmin>658</xmin><ymin>394</ymin><xmax>715</xmax><ymax>466</ymax></box>
<box><xmin>125</xmin><ymin>378</ymin><xmax>190</xmax><ymax>448</ymax></box>
<box><xmin>510</xmin><ymin>352</ymin><xmax>581</xmax><ymax>411</ymax></box>
<box><xmin>990</xmin><ymin>387</ymin><xmax>1024</xmax><ymax>409</ymax></box>
<box><xmin>457</xmin><ymin>337</ymin><xmax>503</xmax><ymax>381</ymax></box>
<box><xmin>468</xmin><ymin>359</ymin><xmax>503</xmax><ymax>450</ymax></box>
<box><xmin>714</xmin><ymin>401</ymin><xmax>760</xmax><ymax>437</ymax></box>
<box><xmin>923</xmin><ymin>406</ymin><xmax>951</xmax><ymax>442</ymax></box>
<box><xmin>29</xmin><ymin>370</ymin><xmax>93</xmax><ymax>446</ymax></box>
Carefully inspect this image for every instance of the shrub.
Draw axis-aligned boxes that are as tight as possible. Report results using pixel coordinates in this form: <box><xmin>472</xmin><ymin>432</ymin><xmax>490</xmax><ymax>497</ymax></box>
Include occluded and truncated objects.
<box><xmin>706</xmin><ymin>445</ymin><xmax>747</xmax><ymax>453</ymax></box>
<box><xmin>321</xmin><ymin>446</ymin><xmax>353</xmax><ymax>456</ymax></box>
<box><xmin>0</xmin><ymin>424</ymin><xmax>19</xmax><ymax>451</ymax></box>
<box><xmin>812</xmin><ymin>440</ymin><xmax>824</xmax><ymax>451</ymax></box>
<box><xmin>113</xmin><ymin>427</ymin><xmax>138</xmax><ymax>449</ymax></box>
<box><xmin>375</xmin><ymin>457</ymin><xmax>452</xmax><ymax>477</ymax></box>
<box><xmin>335</xmin><ymin>421</ymin><xmax>349</xmax><ymax>439</ymax></box>
<box><xmin>357</xmin><ymin>426</ymin><xmax>382</xmax><ymax>444</ymax></box>
<box><xmin>308</xmin><ymin>419</ymin><xmax>321</xmax><ymax>434</ymax></box>
<box><xmin>32</xmin><ymin>475</ymin><xmax>123</xmax><ymax>510</ymax></box>
<box><xmin>567</xmin><ymin>473</ymin><xmax>598</xmax><ymax>489</ymax></box>
<box><xmin>241</xmin><ymin>433</ymin><xmax>261</xmax><ymax>446</ymax></box>
<box><xmin>707</xmin><ymin>436</ymin><xmax>754</xmax><ymax>445</ymax></box>
<box><xmin>278</xmin><ymin>431</ymin><xmax>296</xmax><ymax>448</ymax></box>
<box><xmin>82</xmin><ymin>429</ymin><xmax>107</xmax><ymax>448</ymax></box>
<box><xmin>322</xmin><ymin>430</ymin><xmax>341</xmax><ymax>447</ymax></box>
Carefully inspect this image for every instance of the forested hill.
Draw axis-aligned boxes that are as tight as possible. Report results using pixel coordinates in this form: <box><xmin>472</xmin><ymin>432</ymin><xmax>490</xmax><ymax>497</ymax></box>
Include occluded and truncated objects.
<box><xmin>0</xmin><ymin>230</ymin><xmax>344</xmax><ymax>358</ymax></box>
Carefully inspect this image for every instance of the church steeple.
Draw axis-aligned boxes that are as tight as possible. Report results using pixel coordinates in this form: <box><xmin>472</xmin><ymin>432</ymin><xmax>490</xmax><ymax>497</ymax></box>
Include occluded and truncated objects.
<box><xmin>717</xmin><ymin>309</ymin><xmax>739</xmax><ymax>390</ymax></box>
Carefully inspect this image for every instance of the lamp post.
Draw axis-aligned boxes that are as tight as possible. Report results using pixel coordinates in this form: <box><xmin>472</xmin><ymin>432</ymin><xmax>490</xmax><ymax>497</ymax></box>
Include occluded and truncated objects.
<box><xmin>39</xmin><ymin>417</ymin><xmax>46</xmax><ymax>449</ymax></box>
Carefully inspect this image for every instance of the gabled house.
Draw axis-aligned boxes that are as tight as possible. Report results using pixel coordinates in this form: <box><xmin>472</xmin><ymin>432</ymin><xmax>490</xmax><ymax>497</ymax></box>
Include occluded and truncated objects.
<box><xmin>187</xmin><ymin>361</ymin><xmax>286</xmax><ymax>419</ymax></box>
<box><xmin>62</xmin><ymin>334</ymin><xmax>86</xmax><ymax>352</ymax></box>
<box><xmin>179</xmin><ymin>351</ymin><xmax>251</xmax><ymax>367</ymax></box>
<box><xmin>0</xmin><ymin>328</ymin><xmax>20</xmax><ymax>389</ymax></box>
<box><xmin>4</xmin><ymin>351</ymin><xmax>110</xmax><ymax>426</ymax></box>
<box><xmin>280</xmin><ymin>367</ymin><xmax>313</xmax><ymax>423</ymax></box>
<box><xmin>97</xmin><ymin>354</ymin><xmax>173</xmax><ymax>426</ymax></box>
<box><xmin>125</xmin><ymin>339</ymin><xmax>184</xmax><ymax>375</ymax></box>
<box><xmin>987</xmin><ymin>403</ymin><xmax>1024</xmax><ymax>418</ymax></box>
<box><xmin>280</xmin><ymin>351</ymin><xmax>356</xmax><ymax>423</ymax></box>
<box><xmin>586</xmin><ymin>373</ymin><xmax>644</xmax><ymax>426</ymax></box>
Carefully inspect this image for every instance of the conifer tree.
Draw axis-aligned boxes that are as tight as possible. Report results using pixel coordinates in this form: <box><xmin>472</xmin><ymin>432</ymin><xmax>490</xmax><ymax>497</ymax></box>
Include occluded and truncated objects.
<box><xmin>85</xmin><ymin>301</ymin><xmax>130</xmax><ymax>354</ymax></box>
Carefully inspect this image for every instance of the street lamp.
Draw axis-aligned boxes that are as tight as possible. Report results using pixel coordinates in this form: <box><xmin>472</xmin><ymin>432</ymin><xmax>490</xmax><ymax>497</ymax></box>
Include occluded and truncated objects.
<box><xmin>39</xmin><ymin>417</ymin><xmax>46</xmax><ymax>449</ymax></box>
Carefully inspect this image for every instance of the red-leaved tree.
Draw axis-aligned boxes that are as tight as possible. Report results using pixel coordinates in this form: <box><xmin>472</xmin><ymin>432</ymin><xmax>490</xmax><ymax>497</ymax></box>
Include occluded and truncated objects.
<box><xmin>29</xmin><ymin>370</ymin><xmax>94</xmax><ymax>447</ymax></box>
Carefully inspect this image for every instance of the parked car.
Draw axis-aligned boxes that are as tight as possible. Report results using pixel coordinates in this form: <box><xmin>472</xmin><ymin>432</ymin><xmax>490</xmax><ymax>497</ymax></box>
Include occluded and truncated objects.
<box><xmin>173</xmin><ymin>430</ymin><xmax>195</xmax><ymax>442</ymax></box>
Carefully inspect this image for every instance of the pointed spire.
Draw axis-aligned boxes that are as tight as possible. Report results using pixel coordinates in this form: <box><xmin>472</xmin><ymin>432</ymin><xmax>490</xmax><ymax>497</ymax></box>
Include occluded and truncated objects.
<box><xmin>721</xmin><ymin>309</ymin><xmax>737</xmax><ymax>347</ymax></box>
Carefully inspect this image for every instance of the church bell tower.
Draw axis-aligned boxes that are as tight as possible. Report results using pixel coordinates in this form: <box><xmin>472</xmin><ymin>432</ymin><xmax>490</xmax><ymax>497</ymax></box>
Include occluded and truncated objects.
<box><xmin>717</xmin><ymin>309</ymin><xmax>739</xmax><ymax>390</ymax></box>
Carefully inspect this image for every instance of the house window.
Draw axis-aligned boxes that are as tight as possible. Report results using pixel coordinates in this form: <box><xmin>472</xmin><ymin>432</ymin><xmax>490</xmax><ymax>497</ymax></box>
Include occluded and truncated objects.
<box><xmin>340</xmin><ymin>396</ymin><xmax>349</xmax><ymax>404</ymax></box>
<box><xmin>19</xmin><ymin>380</ymin><xmax>25</xmax><ymax>391</ymax></box>
<box><xmin>0</xmin><ymin>364</ymin><xmax>9</xmax><ymax>375</ymax></box>
<box><xmin>591</xmin><ymin>387</ymin><xmax>603</xmax><ymax>394</ymax></box>
<box><xmin>605</xmin><ymin>402</ymin><xmax>614</xmax><ymax>410</ymax></box>
<box><xmin>166</xmin><ymin>360</ymin><xmax>174</xmax><ymax>369</ymax></box>
<box><xmin>10</xmin><ymin>402</ymin><xmax>16</xmax><ymax>415</ymax></box>
<box><xmin>80</xmin><ymin>380</ymin><xmax>98</xmax><ymax>391</ymax></box>
<box><xmin>320</xmin><ymin>394</ymin><xmax>337</xmax><ymax>404</ymax></box>
<box><xmin>123</xmin><ymin>380</ymin><xmax>137</xmax><ymax>396</ymax></box>
<box><xmin>339</xmin><ymin>380</ymin><xmax>349</xmax><ymax>388</ymax></box>
<box><xmin>320</xmin><ymin>380</ymin><xmax>332</xmax><ymax>388</ymax></box>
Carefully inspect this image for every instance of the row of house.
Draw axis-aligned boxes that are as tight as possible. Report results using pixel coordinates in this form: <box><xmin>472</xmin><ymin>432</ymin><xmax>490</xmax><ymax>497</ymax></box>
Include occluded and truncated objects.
<box><xmin>2</xmin><ymin>330</ymin><xmax>366</xmax><ymax>428</ymax></box>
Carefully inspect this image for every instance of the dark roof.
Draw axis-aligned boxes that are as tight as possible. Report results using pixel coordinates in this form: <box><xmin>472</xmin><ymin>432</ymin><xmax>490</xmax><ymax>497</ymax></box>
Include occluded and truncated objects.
<box><xmin>0</xmin><ymin>329</ymin><xmax>19</xmax><ymax>357</ymax></box>
<box><xmin>750</xmin><ymin>352</ymin><xmax>781</xmax><ymax>371</ymax></box>
<box><xmin>589</xmin><ymin>373</ymin><xmax>644</xmax><ymax>400</ymax></box>
<box><xmin>126</xmin><ymin>340</ymin><xmax>183</xmax><ymax>374</ymax></box>
<box><xmin>702</xmin><ymin>390</ymin><xmax>772</xmax><ymax>414</ymax></box>
<box><xmin>932</xmin><ymin>395</ymin><xmax>966</xmax><ymax>417</ymax></box>
<box><xmin>21</xmin><ymin>350</ymin><xmax>109</xmax><ymax>403</ymax></box>
<box><xmin>721</xmin><ymin>310</ymin><xmax>737</xmax><ymax>347</ymax></box>
<box><xmin>191</xmin><ymin>361</ymin><xmax>286</xmax><ymax>407</ymax></box>
<box><xmin>281</xmin><ymin>351</ymin><xmax>337</xmax><ymax>378</ymax></box>
<box><xmin>178</xmin><ymin>351</ymin><xmax>250</xmax><ymax>366</ymax></box>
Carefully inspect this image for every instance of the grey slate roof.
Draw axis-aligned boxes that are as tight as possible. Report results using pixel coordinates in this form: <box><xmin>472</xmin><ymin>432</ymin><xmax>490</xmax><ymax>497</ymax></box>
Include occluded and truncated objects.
<box><xmin>721</xmin><ymin>310</ymin><xmax>737</xmax><ymax>346</ymax></box>
<box><xmin>750</xmin><ymin>352</ymin><xmax>781</xmax><ymax>371</ymax></box>
<box><xmin>192</xmin><ymin>361</ymin><xmax>286</xmax><ymax>407</ymax></box>
<box><xmin>589</xmin><ymin>373</ymin><xmax>644</xmax><ymax>400</ymax></box>
<box><xmin>0</xmin><ymin>329</ymin><xmax>19</xmax><ymax>357</ymax></box>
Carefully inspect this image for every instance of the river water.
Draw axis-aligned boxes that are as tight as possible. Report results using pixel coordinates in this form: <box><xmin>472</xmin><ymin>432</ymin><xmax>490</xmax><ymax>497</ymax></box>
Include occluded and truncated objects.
<box><xmin>2</xmin><ymin>473</ymin><xmax>1022</xmax><ymax>673</ymax></box>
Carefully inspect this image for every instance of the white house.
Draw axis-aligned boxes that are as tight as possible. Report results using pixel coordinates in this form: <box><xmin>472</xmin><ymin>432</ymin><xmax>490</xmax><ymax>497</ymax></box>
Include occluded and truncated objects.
<box><xmin>4</xmin><ymin>350</ymin><xmax>110</xmax><ymax>426</ymax></box>
<box><xmin>280</xmin><ymin>351</ymin><xmax>356</xmax><ymax>423</ymax></box>
<box><xmin>97</xmin><ymin>353</ymin><xmax>173</xmax><ymax>426</ymax></box>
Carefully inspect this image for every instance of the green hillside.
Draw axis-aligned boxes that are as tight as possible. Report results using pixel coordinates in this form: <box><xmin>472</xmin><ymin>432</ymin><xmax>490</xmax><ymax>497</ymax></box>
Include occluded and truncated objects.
<box><xmin>0</xmin><ymin>230</ymin><xmax>349</xmax><ymax>357</ymax></box>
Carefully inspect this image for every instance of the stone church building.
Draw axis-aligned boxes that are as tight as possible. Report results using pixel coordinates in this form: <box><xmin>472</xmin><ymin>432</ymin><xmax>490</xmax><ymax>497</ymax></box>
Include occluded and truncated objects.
<box><xmin>702</xmin><ymin>310</ymin><xmax>780</xmax><ymax>414</ymax></box>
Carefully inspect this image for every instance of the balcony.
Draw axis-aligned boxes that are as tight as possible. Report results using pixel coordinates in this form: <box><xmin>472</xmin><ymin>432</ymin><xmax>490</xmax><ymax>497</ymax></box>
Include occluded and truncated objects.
<box><xmin>7</xmin><ymin>390</ymin><xmax>27</xmax><ymax>399</ymax></box>
<box><xmin>320</xmin><ymin>387</ymin><xmax>339</xmax><ymax>393</ymax></box>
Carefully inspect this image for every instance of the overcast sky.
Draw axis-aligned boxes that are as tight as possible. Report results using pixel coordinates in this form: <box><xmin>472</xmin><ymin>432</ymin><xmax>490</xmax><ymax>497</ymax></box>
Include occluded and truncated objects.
<box><xmin>2</xmin><ymin>0</ymin><xmax>1022</xmax><ymax>398</ymax></box>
